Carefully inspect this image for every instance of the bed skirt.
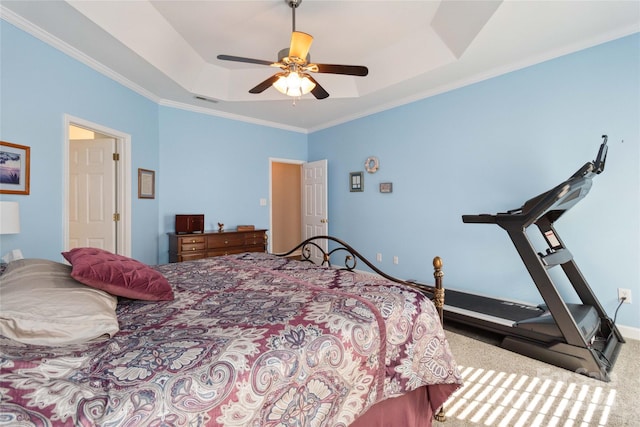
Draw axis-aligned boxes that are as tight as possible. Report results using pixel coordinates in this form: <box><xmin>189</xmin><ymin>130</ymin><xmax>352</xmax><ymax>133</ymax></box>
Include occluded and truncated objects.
<box><xmin>350</xmin><ymin>384</ymin><xmax>457</xmax><ymax>427</ymax></box>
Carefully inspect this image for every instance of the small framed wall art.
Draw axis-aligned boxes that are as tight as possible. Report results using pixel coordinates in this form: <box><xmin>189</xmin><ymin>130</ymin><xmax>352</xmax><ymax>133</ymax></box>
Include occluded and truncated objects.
<box><xmin>138</xmin><ymin>168</ymin><xmax>155</xmax><ymax>199</ymax></box>
<box><xmin>379</xmin><ymin>182</ymin><xmax>393</xmax><ymax>193</ymax></box>
<box><xmin>0</xmin><ymin>141</ymin><xmax>30</xmax><ymax>195</ymax></box>
<box><xmin>350</xmin><ymin>171</ymin><xmax>364</xmax><ymax>192</ymax></box>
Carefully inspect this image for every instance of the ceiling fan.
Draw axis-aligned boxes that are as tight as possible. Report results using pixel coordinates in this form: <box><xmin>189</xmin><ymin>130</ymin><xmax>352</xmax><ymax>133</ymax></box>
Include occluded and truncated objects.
<box><xmin>217</xmin><ymin>0</ymin><xmax>368</xmax><ymax>100</ymax></box>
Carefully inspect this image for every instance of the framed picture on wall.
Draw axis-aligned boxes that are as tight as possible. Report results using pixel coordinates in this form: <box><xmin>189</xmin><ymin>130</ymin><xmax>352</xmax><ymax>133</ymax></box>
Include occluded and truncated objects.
<box><xmin>379</xmin><ymin>182</ymin><xmax>393</xmax><ymax>193</ymax></box>
<box><xmin>0</xmin><ymin>141</ymin><xmax>30</xmax><ymax>195</ymax></box>
<box><xmin>350</xmin><ymin>171</ymin><xmax>363</xmax><ymax>192</ymax></box>
<box><xmin>138</xmin><ymin>168</ymin><xmax>155</xmax><ymax>199</ymax></box>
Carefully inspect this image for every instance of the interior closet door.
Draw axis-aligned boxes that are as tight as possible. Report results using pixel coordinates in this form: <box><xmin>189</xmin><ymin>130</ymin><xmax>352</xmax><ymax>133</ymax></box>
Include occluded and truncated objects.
<box><xmin>69</xmin><ymin>138</ymin><xmax>117</xmax><ymax>250</ymax></box>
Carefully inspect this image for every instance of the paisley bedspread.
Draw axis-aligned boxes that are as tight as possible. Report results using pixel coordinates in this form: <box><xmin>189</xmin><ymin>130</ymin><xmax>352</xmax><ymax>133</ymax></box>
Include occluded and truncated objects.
<box><xmin>1</xmin><ymin>252</ymin><xmax>461</xmax><ymax>426</ymax></box>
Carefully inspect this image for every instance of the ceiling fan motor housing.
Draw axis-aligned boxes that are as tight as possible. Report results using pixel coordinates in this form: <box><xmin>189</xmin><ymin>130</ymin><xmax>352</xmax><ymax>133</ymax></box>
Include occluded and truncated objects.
<box><xmin>278</xmin><ymin>48</ymin><xmax>310</xmax><ymax>64</ymax></box>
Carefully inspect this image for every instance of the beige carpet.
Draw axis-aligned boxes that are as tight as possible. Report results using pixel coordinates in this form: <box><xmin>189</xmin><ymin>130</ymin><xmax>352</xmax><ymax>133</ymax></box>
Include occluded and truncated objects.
<box><xmin>434</xmin><ymin>324</ymin><xmax>639</xmax><ymax>427</ymax></box>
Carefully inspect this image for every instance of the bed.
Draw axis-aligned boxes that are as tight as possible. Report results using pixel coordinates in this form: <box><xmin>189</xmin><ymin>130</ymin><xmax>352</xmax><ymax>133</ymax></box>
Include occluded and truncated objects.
<box><xmin>0</xmin><ymin>236</ymin><xmax>462</xmax><ymax>426</ymax></box>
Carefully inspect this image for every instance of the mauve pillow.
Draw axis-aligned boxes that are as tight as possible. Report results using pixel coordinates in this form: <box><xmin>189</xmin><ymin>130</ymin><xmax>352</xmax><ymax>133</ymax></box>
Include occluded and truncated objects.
<box><xmin>62</xmin><ymin>248</ymin><xmax>174</xmax><ymax>301</ymax></box>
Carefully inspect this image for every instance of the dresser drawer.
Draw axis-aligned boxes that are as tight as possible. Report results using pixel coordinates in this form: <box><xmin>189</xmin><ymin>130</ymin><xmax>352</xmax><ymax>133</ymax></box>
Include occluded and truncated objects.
<box><xmin>179</xmin><ymin>252</ymin><xmax>207</xmax><ymax>262</ymax></box>
<box><xmin>208</xmin><ymin>234</ymin><xmax>245</xmax><ymax>248</ymax></box>
<box><xmin>181</xmin><ymin>243</ymin><xmax>206</xmax><ymax>253</ymax></box>
<box><xmin>178</xmin><ymin>235</ymin><xmax>205</xmax><ymax>244</ymax></box>
<box><xmin>207</xmin><ymin>247</ymin><xmax>247</xmax><ymax>257</ymax></box>
<box><xmin>178</xmin><ymin>236</ymin><xmax>206</xmax><ymax>252</ymax></box>
<box><xmin>244</xmin><ymin>243</ymin><xmax>266</xmax><ymax>253</ymax></box>
<box><xmin>244</xmin><ymin>233</ymin><xmax>265</xmax><ymax>246</ymax></box>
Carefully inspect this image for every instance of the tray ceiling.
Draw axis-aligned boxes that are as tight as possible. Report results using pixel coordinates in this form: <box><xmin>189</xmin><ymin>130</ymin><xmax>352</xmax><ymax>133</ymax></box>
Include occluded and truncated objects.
<box><xmin>2</xmin><ymin>1</ymin><xmax>638</xmax><ymax>132</ymax></box>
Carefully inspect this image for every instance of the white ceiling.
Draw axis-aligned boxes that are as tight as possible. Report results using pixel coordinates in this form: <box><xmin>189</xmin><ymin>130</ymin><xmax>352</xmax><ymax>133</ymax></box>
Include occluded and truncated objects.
<box><xmin>2</xmin><ymin>1</ymin><xmax>639</xmax><ymax>133</ymax></box>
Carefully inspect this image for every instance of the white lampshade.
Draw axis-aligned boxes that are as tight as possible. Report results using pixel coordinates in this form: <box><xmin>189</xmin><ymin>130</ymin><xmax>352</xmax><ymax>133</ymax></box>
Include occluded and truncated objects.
<box><xmin>273</xmin><ymin>71</ymin><xmax>316</xmax><ymax>97</ymax></box>
<box><xmin>0</xmin><ymin>201</ymin><xmax>20</xmax><ymax>234</ymax></box>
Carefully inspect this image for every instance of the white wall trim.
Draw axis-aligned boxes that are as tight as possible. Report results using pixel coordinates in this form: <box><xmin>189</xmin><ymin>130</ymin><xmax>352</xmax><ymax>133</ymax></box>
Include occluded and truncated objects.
<box><xmin>616</xmin><ymin>324</ymin><xmax>640</xmax><ymax>342</ymax></box>
<box><xmin>306</xmin><ymin>25</ymin><xmax>640</xmax><ymax>133</ymax></box>
<box><xmin>160</xmin><ymin>100</ymin><xmax>308</xmax><ymax>134</ymax></box>
<box><xmin>4</xmin><ymin>4</ymin><xmax>636</xmax><ymax>135</ymax></box>
<box><xmin>63</xmin><ymin>114</ymin><xmax>132</xmax><ymax>256</ymax></box>
<box><xmin>1</xmin><ymin>6</ymin><xmax>160</xmax><ymax>104</ymax></box>
<box><xmin>1</xmin><ymin>6</ymin><xmax>307</xmax><ymax>135</ymax></box>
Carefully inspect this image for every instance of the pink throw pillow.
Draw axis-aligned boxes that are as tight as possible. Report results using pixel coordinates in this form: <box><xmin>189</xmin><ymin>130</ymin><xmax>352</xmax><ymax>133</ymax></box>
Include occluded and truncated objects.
<box><xmin>62</xmin><ymin>248</ymin><xmax>174</xmax><ymax>301</ymax></box>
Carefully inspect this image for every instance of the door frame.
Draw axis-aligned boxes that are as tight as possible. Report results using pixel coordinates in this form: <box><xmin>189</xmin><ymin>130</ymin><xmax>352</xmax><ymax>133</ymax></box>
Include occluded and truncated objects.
<box><xmin>269</xmin><ymin>157</ymin><xmax>305</xmax><ymax>254</ymax></box>
<box><xmin>63</xmin><ymin>114</ymin><xmax>132</xmax><ymax>256</ymax></box>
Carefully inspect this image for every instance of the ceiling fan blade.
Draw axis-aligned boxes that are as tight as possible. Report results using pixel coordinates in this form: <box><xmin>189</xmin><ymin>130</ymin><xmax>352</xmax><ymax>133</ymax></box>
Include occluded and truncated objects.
<box><xmin>306</xmin><ymin>75</ymin><xmax>329</xmax><ymax>99</ymax></box>
<box><xmin>249</xmin><ymin>74</ymin><xmax>281</xmax><ymax>94</ymax></box>
<box><xmin>308</xmin><ymin>63</ymin><xmax>369</xmax><ymax>76</ymax></box>
<box><xmin>217</xmin><ymin>54</ymin><xmax>275</xmax><ymax>67</ymax></box>
<box><xmin>289</xmin><ymin>31</ymin><xmax>313</xmax><ymax>60</ymax></box>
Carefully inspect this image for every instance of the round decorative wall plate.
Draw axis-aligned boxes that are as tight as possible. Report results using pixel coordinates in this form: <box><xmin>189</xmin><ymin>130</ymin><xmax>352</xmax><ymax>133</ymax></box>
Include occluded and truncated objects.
<box><xmin>365</xmin><ymin>156</ymin><xmax>379</xmax><ymax>173</ymax></box>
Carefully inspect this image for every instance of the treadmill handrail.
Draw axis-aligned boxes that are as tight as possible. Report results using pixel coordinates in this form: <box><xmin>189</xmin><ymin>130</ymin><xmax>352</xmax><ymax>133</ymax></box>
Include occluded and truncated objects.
<box><xmin>462</xmin><ymin>177</ymin><xmax>589</xmax><ymax>228</ymax></box>
<box><xmin>462</xmin><ymin>214</ymin><xmax>497</xmax><ymax>224</ymax></box>
<box><xmin>515</xmin><ymin>175</ymin><xmax>592</xmax><ymax>227</ymax></box>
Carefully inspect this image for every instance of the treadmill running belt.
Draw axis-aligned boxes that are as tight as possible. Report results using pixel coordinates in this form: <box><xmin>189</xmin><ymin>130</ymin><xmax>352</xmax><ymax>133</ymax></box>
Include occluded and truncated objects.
<box><xmin>446</xmin><ymin>290</ymin><xmax>544</xmax><ymax>322</ymax></box>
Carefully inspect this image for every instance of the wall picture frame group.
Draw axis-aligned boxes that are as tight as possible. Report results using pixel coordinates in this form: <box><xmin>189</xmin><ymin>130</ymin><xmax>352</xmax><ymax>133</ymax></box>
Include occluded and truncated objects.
<box><xmin>0</xmin><ymin>141</ymin><xmax>30</xmax><ymax>195</ymax></box>
<box><xmin>350</xmin><ymin>171</ymin><xmax>363</xmax><ymax>192</ymax></box>
<box><xmin>138</xmin><ymin>168</ymin><xmax>155</xmax><ymax>199</ymax></box>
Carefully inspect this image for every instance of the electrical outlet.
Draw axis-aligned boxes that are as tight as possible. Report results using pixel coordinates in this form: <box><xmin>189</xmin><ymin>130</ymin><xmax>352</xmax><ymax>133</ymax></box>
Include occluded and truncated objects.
<box><xmin>393</xmin><ymin>256</ymin><xmax>399</xmax><ymax>265</ymax></box>
<box><xmin>376</xmin><ymin>253</ymin><xmax>382</xmax><ymax>262</ymax></box>
<box><xmin>618</xmin><ymin>288</ymin><xmax>632</xmax><ymax>304</ymax></box>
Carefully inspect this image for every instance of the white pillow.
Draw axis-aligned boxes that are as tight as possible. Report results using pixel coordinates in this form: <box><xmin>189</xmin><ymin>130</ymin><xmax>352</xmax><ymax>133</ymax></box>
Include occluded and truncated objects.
<box><xmin>0</xmin><ymin>258</ymin><xmax>119</xmax><ymax>346</ymax></box>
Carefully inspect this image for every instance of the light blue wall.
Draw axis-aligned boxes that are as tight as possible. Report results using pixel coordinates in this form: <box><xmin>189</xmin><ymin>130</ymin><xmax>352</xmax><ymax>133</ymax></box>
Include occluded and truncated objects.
<box><xmin>0</xmin><ymin>20</ymin><xmax>160</xmax><ymax>264</ymax></box>
<box><xmin>156</xmin><ymin>107</ymin><xmax>307</xmax><ymax>264</ymax></box>
<box><xmin>308</xmin><ymin>34</ymin><xmax>640</xmax><ymax>329</ymax></box>
<box><xmin>0</xmin><ymin>20</ymin><xmax>307</xmax><ymax>266</ymax></box>
<box><xmin>1</xmin><ymin>18</ymin><xmax>638</xmax><ymax>330</ymax></box>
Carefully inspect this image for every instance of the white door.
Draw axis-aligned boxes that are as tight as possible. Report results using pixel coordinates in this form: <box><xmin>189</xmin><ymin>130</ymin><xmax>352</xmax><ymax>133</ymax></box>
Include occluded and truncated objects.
<box><xmin>302</xmin><ymin>159</ymin><xmax>328</xmax><ymax>264</ymax></box>
<box><xmin>69</xmin><ymin>138</ymin><xmax>117</xmax><ymax>250</ymax></box>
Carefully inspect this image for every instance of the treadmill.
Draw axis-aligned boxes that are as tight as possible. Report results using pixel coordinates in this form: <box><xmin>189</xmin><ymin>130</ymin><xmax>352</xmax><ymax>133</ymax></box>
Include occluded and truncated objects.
<box><xmin>452</xmin><ymin>135</ymin><xmax>624</xmax><ymax>381</ymax></box>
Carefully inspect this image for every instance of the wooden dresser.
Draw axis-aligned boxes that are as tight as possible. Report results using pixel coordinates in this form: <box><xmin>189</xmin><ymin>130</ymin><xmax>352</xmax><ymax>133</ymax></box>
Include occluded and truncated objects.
<box><xmin>168</xmin><ymin>229</ymin><xmax>267</xmax><ymax>263</ymax></box>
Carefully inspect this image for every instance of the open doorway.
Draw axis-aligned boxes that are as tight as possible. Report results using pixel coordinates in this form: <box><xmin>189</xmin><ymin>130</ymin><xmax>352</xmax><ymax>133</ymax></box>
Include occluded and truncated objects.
<box><xmin>270</xmin><ymin>159</ymin><xmax>328</xmax><ymax>261</ymax></box>
<box><xmin>63</xmin><ymin>115</ymin><xmax>132</xmax><ymax>256</ymax></box>
<box><xmin>270</xmin><ymin>159</ymin><xmax>303</xmax><ymax>253</ymax></box>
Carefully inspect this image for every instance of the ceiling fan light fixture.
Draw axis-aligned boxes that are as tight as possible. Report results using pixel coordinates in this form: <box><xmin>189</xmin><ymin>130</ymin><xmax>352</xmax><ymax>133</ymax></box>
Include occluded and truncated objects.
<box><xmin>289</xmin><ymin>31</ymin><xmax>313</xmax><ymax>61</ymax></box>
<box><xmin>217</xmin><ymin>0</ymin><xmax>367</xmax><ymax>100</ymax></box>
<box><xmin>273</xmin><ymin>71</ymin><xmax>316</xmax><ymax>97</ymax></box>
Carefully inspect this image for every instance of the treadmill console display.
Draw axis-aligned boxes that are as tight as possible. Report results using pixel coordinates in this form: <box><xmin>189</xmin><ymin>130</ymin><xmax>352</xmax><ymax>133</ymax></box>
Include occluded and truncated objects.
<box><xmin>544</xmin><ymin>230</ymin><xmax>561</xmax><ymax>249</ymax></box>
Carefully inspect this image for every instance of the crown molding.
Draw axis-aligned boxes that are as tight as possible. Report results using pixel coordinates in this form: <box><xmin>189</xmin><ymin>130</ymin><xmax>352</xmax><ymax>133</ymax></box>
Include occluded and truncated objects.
<box><xmin>1</xmin><ymin>5</ymin><xmax>160</xmax><ymax>104</ymax></box>
<box><xmin>158</xmin><ymin>99</ymin><xmax>308</xmax><ymax>134</ymax></box>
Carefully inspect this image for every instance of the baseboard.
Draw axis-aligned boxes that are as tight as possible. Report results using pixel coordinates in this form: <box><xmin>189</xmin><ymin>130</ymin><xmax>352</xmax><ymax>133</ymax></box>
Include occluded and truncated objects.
<box><xmin>616</xmin><ymin>324</ymin><xmax>640</xmax><ymax>341</ymax></box>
